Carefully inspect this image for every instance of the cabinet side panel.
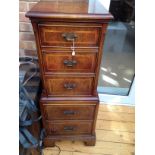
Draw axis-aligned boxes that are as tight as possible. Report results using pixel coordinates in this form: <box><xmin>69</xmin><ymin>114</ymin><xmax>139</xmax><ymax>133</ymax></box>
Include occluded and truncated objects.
<box><xmin>31</xmin><ymin>22</ymin><xmax>47</xmax><ymax>96</ymax></box>
<box><xmin>93</xmin><ymin>23</ymin><xmax>109</xmax><ymax>95</ymax></box>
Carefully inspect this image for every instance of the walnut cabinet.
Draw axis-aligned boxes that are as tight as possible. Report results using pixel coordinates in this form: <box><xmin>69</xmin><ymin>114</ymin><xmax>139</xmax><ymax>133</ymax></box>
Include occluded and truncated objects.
<box><xmin>26</xmin><ymin>0</ymin><xmax>113</xmax><ymax>146</ymax></box>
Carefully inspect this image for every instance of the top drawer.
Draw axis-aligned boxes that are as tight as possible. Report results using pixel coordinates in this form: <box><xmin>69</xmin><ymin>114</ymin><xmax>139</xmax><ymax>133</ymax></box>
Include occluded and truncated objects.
<box><xmin>38</xmin><ymin>24</ymin><xmax>101</xmax><ymax>47</ymax></box>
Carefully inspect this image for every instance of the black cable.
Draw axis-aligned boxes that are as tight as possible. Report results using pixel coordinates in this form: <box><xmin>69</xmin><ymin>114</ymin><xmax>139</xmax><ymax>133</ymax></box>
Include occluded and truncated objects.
<box><xmin>40</xmin><ymin>144</ymin><xmax>61</xmax><ymax>155</ymax></box>
<box><xmin>20</xmin><ymin>57</ymin><xmax>61</xmax><ymax>155</ymax></box>
<box><xmin>54</xmin><ymin>144</ymin><xmax>61</xmax><ymax>155</ymax></box>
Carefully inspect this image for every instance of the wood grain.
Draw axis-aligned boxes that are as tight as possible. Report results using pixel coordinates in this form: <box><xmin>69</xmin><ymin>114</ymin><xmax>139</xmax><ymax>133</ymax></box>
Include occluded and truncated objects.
<box><xmin>99</xmin><ymin>104</ymin><xmax>135</xmax><ymax>113</ymax></box>
<box><xmin>44</xmin><ymin>141</ymin><xmax>134</xmax><ymax>155</ymax></box>
<box><xmin>45</xmin><ymin>120</ymin><xmax>93</xmax><ymax>135</ymax></box>
<box><xmin>42</xmin><ymin>104</ymin><xmax>95</xmax><ymax>120</ymax></box>
<box><xmin>45</xmin><ymin>76</ymin><xmax>94</xmax><ymax>96</ymax></box>
<box><xmin>96</xmin><ymin>120</ymin><xmax>135</xmax><ymax>132</ymax></box>
<box><xmin>39</xmin><ymin>24</ymin><xmax>101</xmax><ymax>47</ymax></box>
<box><xmin>97</xmin><ymin>111</ymin><xmax>135</xmax><ymax>122</ymax></box>
<box><xmin>42</xmin><ymin>51</ymin><xmax>97</xmax><ymax>73</ymax></box>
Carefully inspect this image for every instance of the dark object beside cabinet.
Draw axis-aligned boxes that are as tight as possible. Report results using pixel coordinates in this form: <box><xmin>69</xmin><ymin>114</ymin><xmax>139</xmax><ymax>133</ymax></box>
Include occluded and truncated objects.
<box><xmin>26</xmin><ymin>0</ymin><xmax>113</xmax><ymax>146</ymax></box>
<box><xmin>109</xmin><ymin>0</ymin><xmax>135</xmax><ymax>22</ymax></box>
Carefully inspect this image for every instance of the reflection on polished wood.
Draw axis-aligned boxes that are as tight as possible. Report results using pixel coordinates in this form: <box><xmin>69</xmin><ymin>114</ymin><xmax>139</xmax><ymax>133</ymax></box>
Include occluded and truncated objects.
<box><xmin>26</xmin><ymin>0</ymin><xmax>113</xmax><ymax>21</ymax></box>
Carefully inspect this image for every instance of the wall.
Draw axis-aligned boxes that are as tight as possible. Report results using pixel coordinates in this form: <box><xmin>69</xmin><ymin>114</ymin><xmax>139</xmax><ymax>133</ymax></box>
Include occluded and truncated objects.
<box><xmin>19</xmin><ymin>0</ymin><xmax>41</xmax><ymax>57</ymax></box>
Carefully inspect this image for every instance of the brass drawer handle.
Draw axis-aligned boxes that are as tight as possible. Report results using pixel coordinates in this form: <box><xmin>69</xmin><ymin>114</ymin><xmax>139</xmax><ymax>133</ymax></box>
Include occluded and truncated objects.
<box><xmin>62</xmin><ymin>32</ymin><xmax>77</xmax><ymax>41</ymax></box>
<box><xmin>63</xmin><ymin>60</ymin><xmax>77</xmax><ymax>67</ymax></box>
<box><xmin>64</xmin><ymin>83</ymin><xmax>76</xmax><ymax>90</ymax></box>
<box><xmin>64</xmin><ymin>126</ymin><xmax>75</xmax><ymax>131</ymax></box>
<box><xmin>62</xmin><ymin>32</ymin><xmax>77</xmax><ymax>56</ymax></box>
<box><xmin>63</xmin><ymin>110</ymin><xmax>77</xmax><ymax>115</ymax></box>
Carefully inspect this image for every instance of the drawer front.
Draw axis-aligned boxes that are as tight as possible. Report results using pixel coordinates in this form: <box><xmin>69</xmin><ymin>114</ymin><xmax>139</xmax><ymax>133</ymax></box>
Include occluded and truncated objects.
<box><xmin>42</xmin><ymin>52</ymin><xmax>97</xmax><ymax>73</ymax></box>
<box><xmin>43</xmin><ymin>105</ymin><xmax>95</xmax><ymax>120</ymax></box>
<box><xmin>38</xmin><ymin>24</ymin><xmax>101</xmax><ymax>47</ymax></box>
<box><xmin>45</xmin><ymin>121</ymin><xmax>92</xmax><ymax>135</ymax></box>
<box><xmin>45</xmin><ymin>76</ymin><xmax>94</xmax><ymax>96</ymax></box>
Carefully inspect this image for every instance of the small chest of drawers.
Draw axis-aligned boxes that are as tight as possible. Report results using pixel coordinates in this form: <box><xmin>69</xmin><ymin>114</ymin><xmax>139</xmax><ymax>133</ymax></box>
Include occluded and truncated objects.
<box><xmin>26</xmin><ymin>0</ymin><xmax>113</xmax><ymax>146</ymax></box>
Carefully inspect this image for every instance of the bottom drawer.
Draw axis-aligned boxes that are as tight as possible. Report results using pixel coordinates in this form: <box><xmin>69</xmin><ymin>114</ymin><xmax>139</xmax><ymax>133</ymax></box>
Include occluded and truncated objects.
<box><xmin>45</xmin><ymin>121</ymin><xmax>93</xmax><ymax>135</ymax></box>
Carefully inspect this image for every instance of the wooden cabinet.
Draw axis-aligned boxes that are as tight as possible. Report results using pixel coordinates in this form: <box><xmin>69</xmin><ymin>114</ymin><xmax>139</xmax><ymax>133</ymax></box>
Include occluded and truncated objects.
<box><xmin>26</xmin><ymin>0</ymin><xmax>113</xmax><ymax>146</ymax></box>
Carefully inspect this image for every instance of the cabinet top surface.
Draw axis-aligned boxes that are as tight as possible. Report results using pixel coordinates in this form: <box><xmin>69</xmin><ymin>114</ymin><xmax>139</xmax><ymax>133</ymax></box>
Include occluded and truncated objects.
<box><xmin>26</xmin><ymin>0</ymin><xmax>113</xmax><ymax>21</ymax></box>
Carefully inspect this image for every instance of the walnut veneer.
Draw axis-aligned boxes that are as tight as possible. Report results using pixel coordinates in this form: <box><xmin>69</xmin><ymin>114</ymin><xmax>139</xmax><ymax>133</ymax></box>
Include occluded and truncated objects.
<box><xmin>26</xmin><ymin>0</ymin><xmax>113</xmax><ymax>146</ymax></box>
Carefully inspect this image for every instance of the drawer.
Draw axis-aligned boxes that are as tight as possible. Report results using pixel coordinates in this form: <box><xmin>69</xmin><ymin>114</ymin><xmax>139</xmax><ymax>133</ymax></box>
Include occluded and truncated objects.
<box><xmin>38</xmin><ymin>24</ymin><xmax>101</xmax><ymax>47</ymax></box>
<box><xmin>42</xmin><ymin>51</ymin><xmax>97</xmax><ymax>73</ymax></box>
<box><xmin>43</xmin><ymin>104</ymin><xmax>95</xmax><ymax>120</ymax></box>
<box><xmin>45</xmin><ymin>120</ymin><xmax>92</xmax><ymax>135</ymax></box>
<box><xmin>45</xmin><ymin>76</ymin><xmax>94</xmax><ymax>96</ymax></box>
